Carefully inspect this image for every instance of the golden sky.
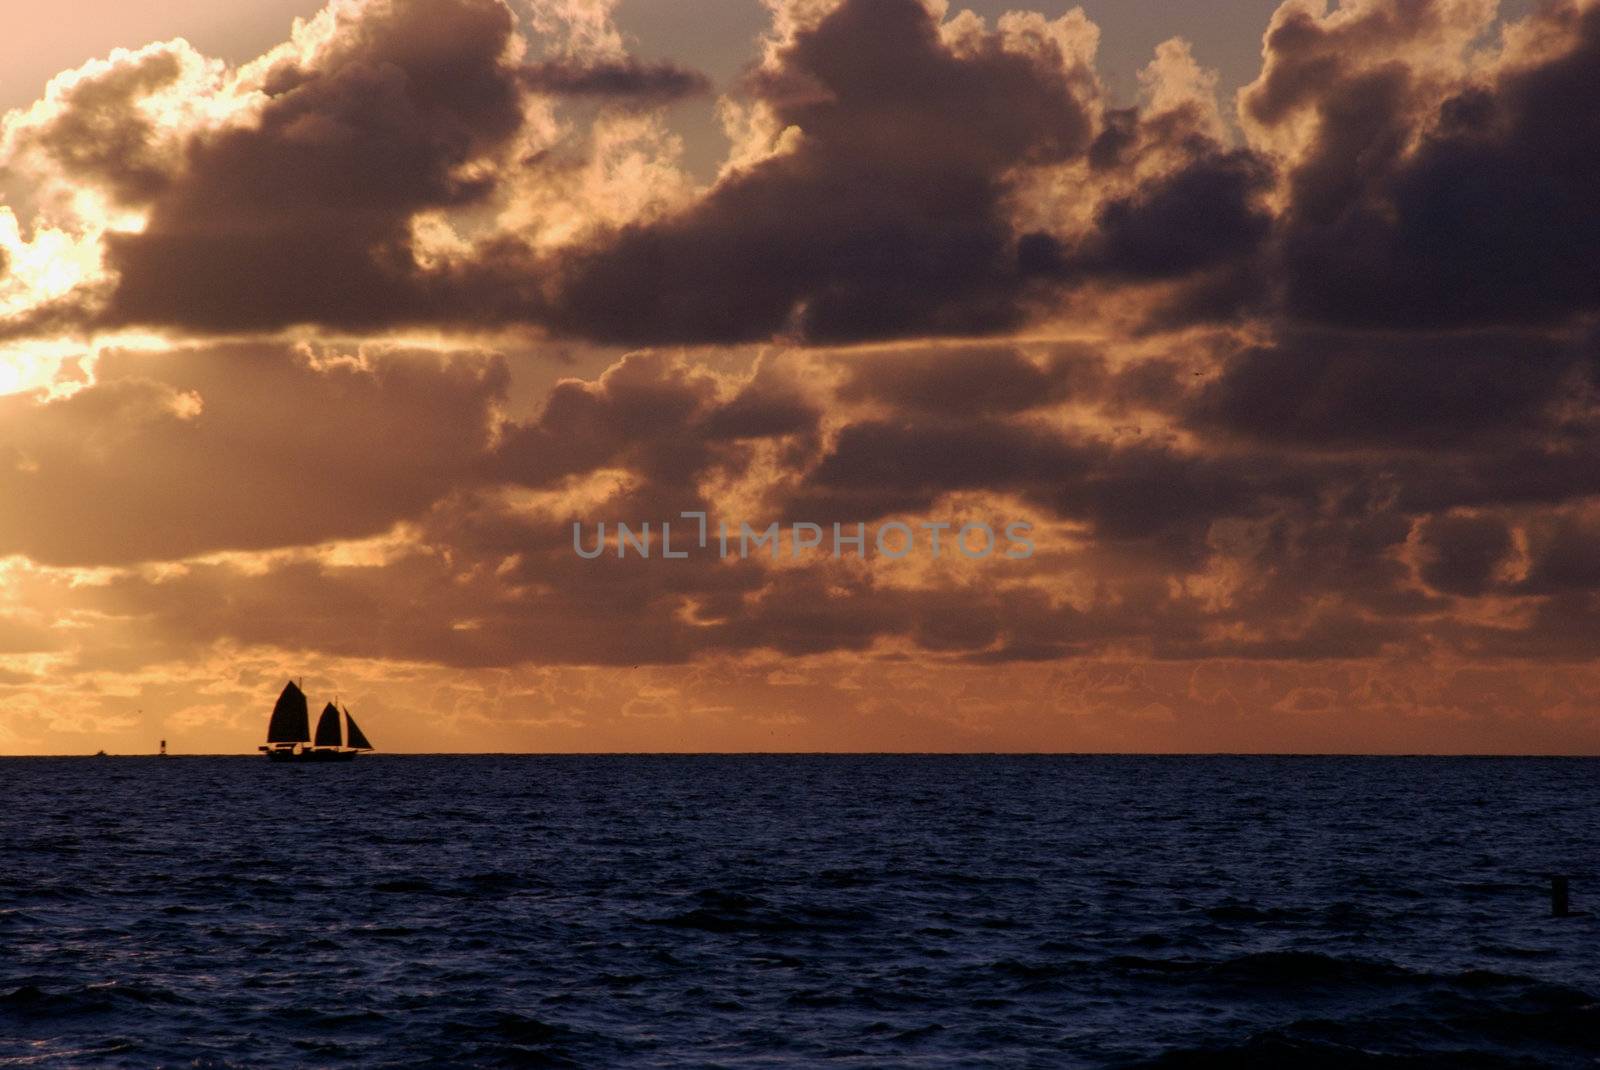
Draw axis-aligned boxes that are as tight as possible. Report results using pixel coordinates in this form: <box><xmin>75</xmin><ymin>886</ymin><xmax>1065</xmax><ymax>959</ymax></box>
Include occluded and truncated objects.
<box><xmin>3</xmin><ymin>0</ymin><xmax>1600</xmax><ymax>754</ymax></box>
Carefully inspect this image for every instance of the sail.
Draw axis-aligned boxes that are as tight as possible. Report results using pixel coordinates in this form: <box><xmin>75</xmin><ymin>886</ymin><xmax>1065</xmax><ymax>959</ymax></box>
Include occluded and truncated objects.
<box><xmin>314</xmin><ymin>702</ymin><xmax>342</xmax><ymax>747</ymax></box>
<box><xmin>344</xmin><ymin>708</ymin><xmax>374</xmax><ymax>750</ymax></box>
<box><xmin>266</xmin><ymin>681</ymin><xmax>310</xmax><ymax>743</ymax></box>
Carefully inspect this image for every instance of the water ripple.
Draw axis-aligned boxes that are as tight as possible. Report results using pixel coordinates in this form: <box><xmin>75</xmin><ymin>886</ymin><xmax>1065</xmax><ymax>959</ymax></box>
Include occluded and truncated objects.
<box><xmin>0</xmin><ymin>755</ymin><xmax>1596</xmax><ymax>1067</ymax></box>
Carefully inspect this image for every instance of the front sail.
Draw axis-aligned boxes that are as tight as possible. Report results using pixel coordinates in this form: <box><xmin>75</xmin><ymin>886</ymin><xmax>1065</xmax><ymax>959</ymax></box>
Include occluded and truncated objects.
<box><xmin>344</xmin><ymin>708</ymin><xmax>374</xmax><ymax>751</ymax></box>
<box><xmin>314</xmin><ymin>702</ymin><xmax>342</xmax><ymax>747</ymax></box>
<box><xmin>266</xmin><ymin>681</ymin><xmax>310</xmax><ymax>743</ymax></box>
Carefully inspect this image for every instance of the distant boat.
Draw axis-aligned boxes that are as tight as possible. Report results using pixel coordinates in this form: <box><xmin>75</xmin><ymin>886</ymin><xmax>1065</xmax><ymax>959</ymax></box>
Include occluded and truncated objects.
<box><xmin>259</xmin><ymin>680</ymin><xmax>374</xmax><ymax>763</ymax></box>
<box><xmin>93</xmin><ymin>750</ymin><xmax>108</xmax><ymax>758</ymax></box>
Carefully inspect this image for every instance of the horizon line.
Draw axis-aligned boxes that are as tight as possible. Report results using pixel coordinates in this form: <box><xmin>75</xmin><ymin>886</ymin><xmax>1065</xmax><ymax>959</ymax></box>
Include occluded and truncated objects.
<box><xmin>5</xmin><ymin>750</ymin><xmax>1599</xmax><ymax>759</ymax></box>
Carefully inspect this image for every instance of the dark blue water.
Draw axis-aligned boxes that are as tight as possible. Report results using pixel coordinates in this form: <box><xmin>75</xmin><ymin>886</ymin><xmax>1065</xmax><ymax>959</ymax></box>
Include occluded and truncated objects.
<box><xmin>2</xmin><ymin>756</ymin><xmax>1598</xmax><ymax>1067</ymax></box>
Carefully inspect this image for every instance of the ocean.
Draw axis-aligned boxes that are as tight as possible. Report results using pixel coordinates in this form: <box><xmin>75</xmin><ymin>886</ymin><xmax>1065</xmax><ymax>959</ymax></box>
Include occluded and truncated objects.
<box><xmin>2</xmin><ymin>755</ymin><xmax>1597</xmax><ymax>1067</ymax></box>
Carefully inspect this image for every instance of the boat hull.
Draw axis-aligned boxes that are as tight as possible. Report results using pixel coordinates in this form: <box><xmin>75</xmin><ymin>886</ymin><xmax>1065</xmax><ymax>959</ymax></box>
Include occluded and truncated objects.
<box><xmin>264</xmin><ymin>748</ymin><xmax>357</xmax><ymax>763</ymax></box>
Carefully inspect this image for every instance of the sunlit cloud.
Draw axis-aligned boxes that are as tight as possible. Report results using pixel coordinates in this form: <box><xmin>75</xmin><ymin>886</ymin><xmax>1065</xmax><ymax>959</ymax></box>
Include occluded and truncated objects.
<box><xmin>2</xmin><ymin>0</ymin><xmax>1599</xmax><ymax>753</ymax></box>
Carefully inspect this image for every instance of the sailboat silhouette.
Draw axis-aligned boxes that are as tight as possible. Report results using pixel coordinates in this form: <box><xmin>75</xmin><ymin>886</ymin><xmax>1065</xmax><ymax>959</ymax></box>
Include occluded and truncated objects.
<box><xmin>259</xmin><ymin>680</ymin><xmax>374</xmax><ymax>762</ymax></box>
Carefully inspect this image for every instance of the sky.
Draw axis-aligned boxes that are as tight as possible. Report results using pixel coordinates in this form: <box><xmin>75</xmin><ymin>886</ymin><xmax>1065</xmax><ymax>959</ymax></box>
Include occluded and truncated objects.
<box><xmin>2</xmin><ymin>0</ymin><xmax>1599</xmax><ymax>755</ymax></box>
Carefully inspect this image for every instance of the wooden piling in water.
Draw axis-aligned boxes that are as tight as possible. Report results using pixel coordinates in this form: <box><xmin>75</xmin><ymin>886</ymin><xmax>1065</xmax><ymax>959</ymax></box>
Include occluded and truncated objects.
<box><xmin>1551</xmin><ymin>875</ymin><xmax>1571</xmax><ymax>917</ymax></box>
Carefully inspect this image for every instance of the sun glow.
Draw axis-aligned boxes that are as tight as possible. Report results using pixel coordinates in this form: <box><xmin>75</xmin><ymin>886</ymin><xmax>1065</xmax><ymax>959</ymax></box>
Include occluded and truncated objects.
<box><xmin>0</xmin><ymin>342</ymin><xmax>87</xmax><ymax>398</ymax></box>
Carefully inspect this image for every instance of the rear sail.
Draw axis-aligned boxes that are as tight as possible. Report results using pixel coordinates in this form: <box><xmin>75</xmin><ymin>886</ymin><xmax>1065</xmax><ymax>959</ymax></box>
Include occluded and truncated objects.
<box><xmin>344</xmin><ymin>708</ymin><xmax>374</xmax><ymax>751</ymax></box>
<box><xmin>314</xmin><ymin>702</ymin><xmax>342</xmax><ymax>747</ymax></box>
<box><xmin>266</xmin><ymin>681</ymin><xmax>311</xmax><ymax>743</ymax></box>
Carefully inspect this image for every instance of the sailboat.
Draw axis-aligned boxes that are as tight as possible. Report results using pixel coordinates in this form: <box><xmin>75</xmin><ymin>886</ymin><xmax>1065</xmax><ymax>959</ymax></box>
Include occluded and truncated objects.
<box><xmin>259</xmin><ymin>680</ymin><xmax>375</xmax><ymax>762</ymax></box>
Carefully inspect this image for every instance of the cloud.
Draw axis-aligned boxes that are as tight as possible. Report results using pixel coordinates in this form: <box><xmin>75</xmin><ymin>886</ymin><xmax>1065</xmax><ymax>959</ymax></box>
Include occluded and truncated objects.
<box><xmin>11</xmin><ymin>328</ymin><xmax>1580</xmax><ymax>674</ymax></box>
<box><xmin>836</xmin><ymin>344</ymin><xmax>1092</xmax><ymax>417</ymax></box>
<box><xmin>492</xmin><ymin>351</ymin><xmax>726</xmax><ymax>495</ymax></box>
<box><xmin>1019</xmin><ymin>93</ymin><xmax>1275</xmax><ymax>327</ymax></box>
<box><xmin>0</xmin><ymin>614</ymin><xmax>59</xmax><ymax>654</ymax></box>
<box><xmin>2</xmin><ymin>41</ymin><xmax>199</xmax><ymax>207</ymax></box>
<box><xmin>1262</xmin><ymin>0</ymin><xmax>1600</xmax><ymax>328</ymax></box>
<box><xmin>1192</xmin><ymin>326</ymin><xmax>1595</xmax><ymax>448</ymax></box>
<box><xmin>1516</xmin><ymin>506</ymin><xmax>1600</xmax><ymax>595</ymax></box>
<box><xmin>98</xmin><ymin>0</ymin><xmax>529</xmax><ymax>333</ymax></box>
<box><xmin>540</xmin><ymin>0</ymin><xmax>1098</xmax><ymax>344</ymax></box>
<box><xmin>1415</xmin><ymin>512</ymin><xmax>1513</xmax><ymax>595</ymax></box>
<box><xmin>7</xmin><ymin>0</ymin><xmax>1600</xmax><ymax>752</ymax></box>
<box><xmin>6</xmin><ymin>0</ymin><xmax>1600</xmax><ymax>353</ymax></box>
<box><xmin>1239</xmin><ymin>0</ymin><xmax>1496</xmax><ymax>142</ymax></box>
<box><xmin>1063</xmin><ymin>150</ymin><xmax>1273</xmax><ymax>282</ymax></box>
<box><xmin>518</xmin><ymin>57</ymin><xmax>712</xmax><ymax>101</ymax></box>
<box><xmin>0</xmin><ymin>342</ymin><xmax>507</xmax><ymax>565</ymax></box>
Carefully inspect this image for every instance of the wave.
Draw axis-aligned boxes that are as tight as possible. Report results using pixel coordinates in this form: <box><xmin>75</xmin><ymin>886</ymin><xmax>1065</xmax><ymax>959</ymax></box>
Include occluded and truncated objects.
<box><xmin>0</xmin><ymin>981</ymin><xmax>191</xmax><ymax>1020</ymax></box>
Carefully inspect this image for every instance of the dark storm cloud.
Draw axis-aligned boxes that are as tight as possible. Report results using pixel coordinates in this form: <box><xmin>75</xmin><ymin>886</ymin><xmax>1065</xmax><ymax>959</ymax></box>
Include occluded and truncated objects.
<box><xmin>784</xmin><ymin>414</ymin><xmax>1324</xmax><ymax>564</ymax></box>
<box><xmin>9</xmin><ymin>42</ymin><xmax>187</xmax><ymax>204</ymax></box>
<box><xmin>1391</xmin><ymin>442</ymin><xmax>1600</xmax><ymax>516</ymax></box>
<box><xmin>837</xmin><ymin>345</ymin><xmax>1091</xmax><ymax>417</ymax></box>
<box><xmin>10</xmin><ymin>0</ymin><xmax>1600</xmax><ymax>356</ymax></box>
<box><xmin>1415</xmin><ymin>513</ymin><xmax>1513</xmax><ymax>596</ymax></box>
<box><xmin>1518</xmin><ymin>511</ymin><xmax>1600</xmax><ymax>595</ymax></box>
<box><xmin>1073</xmin><ymin>149</ymin><xmax>1273</xmax><ymax>280</ymax></box>
<box><xmin>100</xmin><ymin>0</ymin><xmax>528</xmax><ymax>333</ymax></box>
<box><xmin>1269</xmin><ymin>1</ymin><xmax>1600</xmax><ymax>328</ymax></box>
<box><xmin>518</xmin><ymin>57</ymin><xmax>712</xmax><ymax>101</ymax></box>
<box><xmin>541</xmin><ymin>0</ymin><xmax>1095</xmax><ymax>345</ymax></box>
<box><xmin>18</xmin><ymin>0</ymin><xmax>1276</xmax><ymax>346</ymax></box>
<box><xmin>1015</xmin><ymin>92</ymin><xmax>1278</xmax><ymax>328</ymax></box>
<box><xmin>1019</xmin><ymin>145</ymin><xmax>1273</xmax><ymax>301</ymax></box>
<box><xmin>698</xmin><ymin>382</ymin><xmax>819</xmax><ymax>441</ymax></box>
<box><xmin>0</xmin><ymin>293</ymin><xmax>97</xmax><ymax>343</ymax></box>
<box><xmin>492</xmin><ymin>353</ymin><xmax>719</xmax><ymax>493</ymax></box>
<box><xmin>1263</xmin><ymin>500</ymin><xmax>1437</xmax><ymax>620</ymax></box>
<box><xmin>789</xmin><ymin>418</ymin><xmax>1073</xmax><ymax>520</ymax></box>
<box><xmin>1193</xmin><ymin>327</ymin><xmax>1592</xmax><ymax>447</ymax></box>
<box><xmin>1237</xmin><ymin>0</ymin><xmax>1463</xmax><ymax>129</ymax></box>
<box><xmin>491</xmin><ymin>352</ymin><xmax>819</xmax><ymax>529</ymax></box>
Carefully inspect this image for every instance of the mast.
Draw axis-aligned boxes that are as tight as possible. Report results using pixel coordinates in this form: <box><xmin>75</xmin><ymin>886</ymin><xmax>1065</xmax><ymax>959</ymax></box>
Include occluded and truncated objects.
<box><xmin>344</xmin><ymin>707</ymin><xmax>374</xmax><ymax>751</ymax></box>
<box><xmin>265</xmin><ymin>681</ymin><xmax>311</xmax><ymax>743</ymax></box>
<box><xmin>314</xmin><ymin>702</ymin><xmax>342</xmax><ymax>748</ymax></box>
